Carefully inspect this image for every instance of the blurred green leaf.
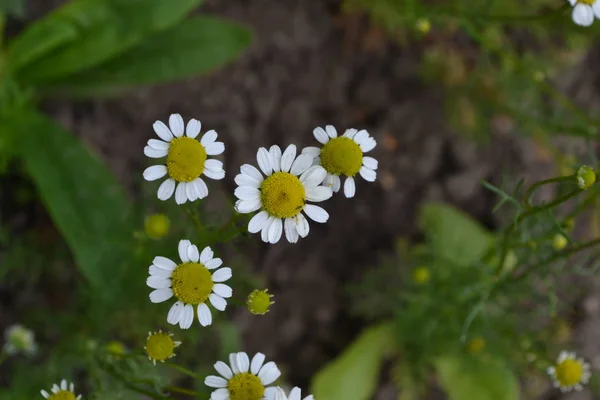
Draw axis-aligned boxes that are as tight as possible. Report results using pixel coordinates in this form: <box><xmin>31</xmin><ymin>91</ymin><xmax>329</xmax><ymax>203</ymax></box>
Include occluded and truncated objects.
<box><xmin>7</xmin><ymin>109</ymin><xmax>133</xmax><ymax>299</ymax></box>
<box><xmin>311</xmin><ymin>323</ymin><xmax>395</xmax><ymax>400</ymax></box>
<box><xmin>41</xmin><ymin>16</ymin><xmax>252</xmax><ymax>98</ymax></box>
<box><xmin>419</xmin><ymin>203</ymin><xmax>494</xmax><ymax>266</ymax></box>
<box><xmin>14</xmin><ymin>0</ymin><xmax>201</xmax><ymax>81</ymax></box>
<box><xmin>0</xmin><ymin>0</ymin><xmax>26</xmax><ymax>18</ymax></box>
<box><xmin>435</xmin><ymin>353</ymin><xmax>519</xmax><ymax>400</ymax></box>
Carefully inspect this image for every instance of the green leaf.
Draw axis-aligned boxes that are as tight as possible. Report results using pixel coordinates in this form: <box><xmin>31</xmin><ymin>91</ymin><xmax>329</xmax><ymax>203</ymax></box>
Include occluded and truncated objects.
<box><xmin>7</xmin><ymin>109</ymin><xmax>133</xmax><ymax>299</ymax></box>
<box><xmin>39</xmin><ymin>16</ymin><xmax>252</xmax><ymax>98</ymax></box>
<box><xmin>14</xmin><ymin>0</ymin><xmax>201</xmax><ymax>81</ymax></box>
<box><xmin>311</xmin><ymin>323</ymin><xmax>395</xmax><ymax>400</ymax></box>
<box><xmin>434</xmin><ymin>354</ymin><xmax>519</xmax><ymax>400</ymax></box>
<box><xmin>418</xmin><ymin>203</ymin><xmax>494</xmax><ymax>267</ymax></box>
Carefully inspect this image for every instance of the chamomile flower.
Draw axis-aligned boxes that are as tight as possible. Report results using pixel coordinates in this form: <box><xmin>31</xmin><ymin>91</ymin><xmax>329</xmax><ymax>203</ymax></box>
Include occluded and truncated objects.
<box><xmin>147</xmin><ymin>240</ymin><xmax>232</xmax><ymax>329</ymax></box>
<box><xmin>144</xmin><ymin>330</ymin><xmax>181</xmax><ymax>365</ymax></box>
<box><xmin>569</xmin><ymin>0</ymin><xmax>600</xmax><ymax>27</ymax></box>
<box><xmin>546</xmin><ymin>351</ymin><xmax>591</xmax><ymax>392</ymax></box>
<box><xmin>143</xmin><ymin>113</ymin><xmax>225</xmax><ymax>205</ymax></box>
<box><xmin>234</xmin><ymin>145</ymin><xmax>333</xmax><ymax>244</ymax></box>
<box><xmin>41</xmin><ymin>380</ymin><xmax>81</xmax><ymax>400</ymax></box>
<box><xmin>246</xmin><ymin>289</ymin><xmax>275</xmax><ymax>315</ymax></box>
<box><xmin>205</xmin><ymin>352</ymin><xmax>281</xmax><ymax>400</ymax></box>
<box><xmin>303</xmin><ymin>125</ymin><xmax>377</xmax><ymax>198</ymax></box>
<box><xmin>3</xmin><ymin>324</ymin><xmax>37</xmax><ymax>356</ymax></box>
<box><xmin>273</xmin><ymin>387</ymin><xmax>314</xmax><ymax>400</ymax></box>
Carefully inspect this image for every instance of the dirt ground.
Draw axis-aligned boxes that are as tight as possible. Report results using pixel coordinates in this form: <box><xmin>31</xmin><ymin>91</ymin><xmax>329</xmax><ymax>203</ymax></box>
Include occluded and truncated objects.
<box><xmin>12</xmin><ymin>0</ymin><xmax>600</xmax><ymax>399</ymax></box>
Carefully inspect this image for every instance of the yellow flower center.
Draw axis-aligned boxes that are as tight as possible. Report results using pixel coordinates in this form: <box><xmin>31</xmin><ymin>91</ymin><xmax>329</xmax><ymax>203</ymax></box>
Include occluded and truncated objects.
<box><xmin>145</xmin><ymin>332</ymin><xmax>175</xmax><ymax>362</ymax></box>
<box><xmin>260</xmin><ymin>172</ymin><xmax>305</xmax><ymax>219</ymax></box>
<box><xmin>166</xmin><ymin>137</ymin><xmax>207</xmax><ymax>182</ymax></box>
<box><xmin>48</xmin><ymin>392</ymin><xmax>76</xmax><ymax>400</ymax></box>
<box><xmin>579</xmin><ymin>0</ymin><xmax>596</xmax><ymax>5</ymax></box>
<box><xmin>145</xmin><ymin>214</ymin><xmax>171</xmax><ymax>239</ymax></box>
<box><xmin>227</xmin><ymin>373</ymin><xmax>265</xmax><ymax>400</ymax></box>
<box><xmin>170</xmin><ymin>262</ymin><xmax>213</xmax><ymax>305</ymax></box>
<box><xmin>412</xmin><ymin>267</ymin><xmax>430</xmax><ymax>284</ymax></box>
<box><xmin>246</xmin><ymin>289</ymin><xmax>274</xmax><ymax>315</ymax></box>
<box><xmin>556</xmin><ymin>359</ymin><xmax>584</xmax><ymax>387</ymax></box>
<box><xmin>320</xmin><ymin>137</ymin><xmax>363</xmax><ymax>177</ymax></box>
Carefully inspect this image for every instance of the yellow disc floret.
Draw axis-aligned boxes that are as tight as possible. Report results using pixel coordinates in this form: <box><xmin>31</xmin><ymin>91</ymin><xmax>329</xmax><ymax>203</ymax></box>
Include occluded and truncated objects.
<box><xmin>320</xmin><ymin>137</ymin><xmax>363</xmax><ymax>177</ymax></box>
<box><xmin>166</xmin><ymin>137</ymin><xmax>207</xmax><ymax>182</ymax></box>
<box><xmin>412</xmin><ymin>267</ymin><xmax>430</xmax><ymax>284</ymax></box>
<box><xmin>227</xmin><ymin>373</ymin><xmax>265</xmax><ymax>400</ymax></box>
<box><xmin>246</xmin><ymin>289</ymin><xmax>275</xmax><ymax>315</ymax></box>
<box><xmin>579</xmin><ymin>0</ymin><xmax>595</xmax><ymax>5</ymax></box>
<box><xmin>171</xmin><ymin>262</ymin><xmax>213</xmax><ymax>305</ymax></box>
<box><xmin>260</xmin><ymin>172</ymin><xmax>305</xmax><ymax>219</ymax></box>
<box><xmin>47</xmin><ymin>392</ymin><xmax>76</xmax><ymax>400</ymax></box>
<box><xmin>145</xmin><ymin>331</ymin><xmax>177</xmax><ymax>363</ymax></box>
<box><xmin>556</xmin><ymin>358</ymin><xmax>585</xmax><ymax>387</ymax></box>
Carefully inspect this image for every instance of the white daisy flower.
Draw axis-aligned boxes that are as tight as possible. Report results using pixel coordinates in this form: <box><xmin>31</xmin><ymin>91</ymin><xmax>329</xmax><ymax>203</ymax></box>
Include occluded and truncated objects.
<box><xmin>273</xmin><ymin>387</ymin><xmax>314</xmax><ymax>400</ymax></box>
<box><xmin>41</xmin><ymin>379</ymin><xmax>81</xmax><ymax>400</ymax></box>
<box><xmin>3</xmin><ymin>324</ymin><xmax>37</xmax><ymax>356</ymax></box>
<box><xmin>204</xmin><ymin>352</ymin><xmax>281</xmax><ymax>400</ymax></box>
<box><xmin>569</xmin><ymin>0</ymin><xmax>600</xmax><ymax>27</ymax></box>
<box><xmin>302</xmin><ymin>125</ymin><xmax>377</xmax><ymax>198</ymax></box>
<box><xmin>143</xmin><ymin>113</ymin><xmax>225</xmax><ymax>204</ymax></box>
<box><xmin>546</xmin><ymin>351</ymin><xmax>591</xmax><ymax>392</ymax></box>
<box><xmin>234</xmin><ymin>144</ymin><xmax>333</xmax><ymax>244</ymax></box>
<box><xmin>147</xmin><ymin>240</ymin><xmax>232</xmax><ymax>329</ymax></box>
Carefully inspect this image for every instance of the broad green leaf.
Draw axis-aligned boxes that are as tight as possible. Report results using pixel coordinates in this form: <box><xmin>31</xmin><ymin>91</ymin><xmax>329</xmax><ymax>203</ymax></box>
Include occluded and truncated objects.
<box><xmin>7</xmin><ymin>109</ymin><xmax>133</xmax><ymax>299</ymax></box>
<box><xmin>434</xmin><ymin>354</ymin><xmax>519</xmax><ymax>400</ymax></box>
<box><xmin>311</xmin><ymin>323</ymin><xmax>395</xmax><ymax>400</ymax></box>
<box><xmin>418</xmin><ymin>203</ymin><xmax>494</xmax><ymax>267</ymax></box>
<box><xmin>39</xmin><ymin>16</ymin><xmax>252</xmax><ymax>98</ymax></box>
<box><xmin>14</xmin><ymin>0</ymin><xmax>201</xmax><ymax>81</ymax></box>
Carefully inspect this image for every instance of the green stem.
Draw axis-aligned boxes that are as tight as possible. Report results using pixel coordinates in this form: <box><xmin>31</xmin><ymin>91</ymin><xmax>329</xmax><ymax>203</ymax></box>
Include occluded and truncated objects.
<box><xmin>522</xmin><ymin>175</ymin><xmax>574</xmax><ymax>209</ymax></box>
<box><xmin>183</xmin><ymin>205</ymin><xmax>203</xmax><ymax>234</ymax></box>
<box><xmin>97</xmin><ymin>358</ymin><xmax>166</xmax><ymax>400</ymax></box>
<box><xmin>0</xmin><ymin>351</ymin><xmax>7</xmax><ymax>366</ymax></box>
<box><xmin>166</xmin><ymin>386</ymin><xmax>204</xmax><ymax>397</ymax></box>
<box><xmin>165</xmin><ymin>362</ymin><xmax>200</xmax><ymax>380</ymax></box>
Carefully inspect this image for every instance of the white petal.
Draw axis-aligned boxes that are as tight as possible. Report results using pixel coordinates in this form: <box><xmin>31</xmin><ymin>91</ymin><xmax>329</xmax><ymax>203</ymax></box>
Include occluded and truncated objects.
<box><xmin>204</xmin><ymin>167</ymin><xmax>225</xmax><ymax>180</ymax></box>
<box><xmin>193</xmin><ymin>177</ymin><xmax>209</xmax><ymax>199</ymax></box>
<box><xmin>302</xmin><ymin>146</ymin><xmax>321</xmax><ymax>158</ymax></box>
<box><xmin>167</xmin><ymin>301</ymin><xmax>184</xmax><ymax>325</ymax></box>
<box><xmin>268</xmin><ymin>218</ymin><xmax>283</xmax><ymax>244</ymax></box>
<box><xmin>359</xmin><ymin>166</ymin><xmax>377</xmax><ymax>182</ymax></box>
<box><xmin>251</xmin><ymin>353</ymin><xmax>266</xmax><ymax>375</ymax></box>
<box><xmin>200</xmin><ymin>246</ymin><xmax>214</xmax><ymax>263</ymax></box>
<box><xmin>205</xmin><ymin>375</ymin><xmax>228</xmax><ymax>388</ymax></box>
<box><xmin>265</xmin><ymin>387</ymin><xmax>279</xmax><ymax>400</ymax></box>
<box><xmin>270</xmin><ymin>145</ymin><xmax>282</xmax><ymax>172</ymax></box>
<box><xmin>205</xmin><ymin>141</ymin><xmax>225</xmax><ymax>156</ymax></box>
<box><xmin>304</xmin><ymin>204</ymin><xmax>329</xmax><ymax>223</ymax></box>
<box><xmin>178</xmin><ymin>239</ymin><xmax>192</xmax><ymax>262</ymax></box>
<box><xmin>249</xmin><ymin>210</ymin><xmax>270</xmax><ymax>233</ymax></box>
<box><xmin>179</xmin><ymin>304</ymin><xmax>194</xmax><ymax>329</ymax></box>
<box><xmin>290</xmin><ymin>154</ymin><xmax>313</xmax><ymax>176</ymax></box>
<box><xmin>234</xmin><ymin>186</ymin><xmax>261</xmax><ymax>201</ymax></box>
<box><xmin>187</xmin><ymin>244</ymin><xmax>200</xmax><ymax>262</ymax></box>
<box><xmin>211</xmin><ymin>388</ymin><xmax>230</xmax><ymax>400</ymax></box>
<box><xmin>146</xmin><ymin>276</ymin><xmax>170</xmax><ymax>289</ymax></box>
<box><xmin>212</xmin><ymin>268</ymin><xmax>232</xmax><ymax>283</ymax></box>
<box><xmin>325</xmin><ymin>125</ymin><xmax>338</xmax><ymax>138</ymax></box>
<box><xmin>573</xmin><ymin>4</ymin><xmax>594</xmax><ymax>26</ymax></box>
<box><xmin>305</xmin><ymin>186</ymin><xmax>332</xmax><ymax>202</ymax></box>
<box><xmin>169</xmin><ymin>114</ymin><xmax>184</xmax><ymax>137</ymax></box>
<box><xmin>214</xmin><ymin>361</ymin><xmax>233</xmax><ymax>379</ymax></box>
<box><xmin>353</xmin><ymin>129</ymin><xmax>369</xmax><ymax>145</ymax></box>
<box><xmin>205</xmin><ymin>159</ymin><xmax>224</xmax><ymax>172</ymax></box>
<box><xmin>262</xmin><ymin>216</ymin><xmax>275</xmax><ymax>242</ymax></box>
<box><xmin>344</xmin><ymin>176</ymin><xmax>356</xmax><ymax>198</ymax></box>
<box><xmin>201</xmin><ymin>129</ymin><xmax>218</xmax><ymax>146</ymax></box>
<box><xmin>205</xmin><ymin>258</ymin><xmax>223</xmax><ymax>270</ymax></box>
<box><xmin>144</xmin><ymin>146</ymin><xmax>168</xmax><ymax>158</ymax></box>
<box><xmin>235</xmin><ymin>198</ymin><xmax>262</xmax><ymax>213</ymax></box>
<box><xmin>209</xmin><ymin>293</ymin><xmax>227</xmax><ymax>311</ymax></box>
<box><xmin>360</xmin><ymin>137</ymin><xmax>376</xmax><ymax>152</ymax></box>
<box><xmin>280</xmin><ymin>145</ymin><xmax>297</xmax><ymax>173</ymax></box>
<box><xmin>313</xmin><ymin>127</ymin><xmax>330</xmax><ymax>144</ymax></box>
<box><xmin>41</xmin><ymin>390</ymin><xmax>49</xmax><ymax>398</ymax></box>
<box><xmin>289</xmin><ymin>387</ymin><xmax>302</xmax><ymax>400</ymax></box>
<box><xmin>295</xmin><ymin>214</ymin><xmax>310</xmax><ymax>238</ymax></box>
<box><xmin>175</xmin><ymin>182</ymin><xmax>188</xmax><ymax>204</ymax></box>
<box><xmin>230</xmin><ymin>353</ymin><xmax>241</xmax><ymax>374</ymax></box>
<box><xmin>149</xmin><ymin>265</ymin><xmax>172</xmax><ymax>278</ymax></box>
<box><xmin>153</xmin><ymin>120</ymin><xmax>174</xmax><ymax>142</ymax></box>
<box><xmin>186</xmin><ymin>118</ymin><xmax>201</xmax><ymax>138</ymax></box>
<box><xmin>257</xmin><ymin>147</ymin><xmax>273</xmax><ymax>176</ymax></box>
<box><xmin>332</xmin><ymin>175</ymin><xmax>341</xmax><ymax>192</ymax></box>
<box><xmin>213</xmin><ymin>283</ymin><xmax>233</xmax><ymax>298</ymax></box>
<box><xmin>236</xmin><ymin>352</ymin><xmax>250</xmax><ymax>373</ymax></box>
<box><xmin>258</xmin><ymin>361</ymin><xmax>281</xmax><ymax>385</ymax></box>
<box><xmin>143</xmin><ymin>165</ymin><xmax>167</xmax><ymax>181</ymax></box>
<box><xmin>235</xmin><ymin>173</ymin><xmax>261</xmax><ymax>188</ymax></box>
<box><xmin>153</xmin><ymin>256</ymin><xmax>177</xmax><ymax>271</ymax></box>
<box><xmin>284</xmin><ymin>218</ymin><xmax>299</xmax><ymax>243</ymax></box>
<box><xmin>241</xmin><ymin>164</ymin><xmax>264</xmax><ymax>182</ymax></box>
<box><xmin>198</xmin><ymin>303</ymin><xmax>212</xmax><ymax>326</ymax></box>
<box><xmin>593</xmin><ymin>1</ymin><xmax>600</xmax><ymax>18</ymax></box>
<box><xmin>185</xmin><ymin>181</ymin><xmax>198</xmax><ymax>202</ymax></box>
<box><xmin>61</xmin><ymin>380</ymin><xmax>67</xmax><ymax>390</ymax></box>
<box><xmin>148</xmin><ymin>139</ymin><xmax>170</xmax><ymax>151</ymax></box>
<box><xmin>362</xmin><ymin>156</ymin><xmax>378</xmax><ymax>170</ymax></box>
<box><xmin>149</xmin><ymin>288</ymin><xmax>173</xmax><ymax>303</ymax></box>
<box><xmin>157</xmin><ymin>178</ymin><xmax>176</xmax><ymax>201</ymax></box>
<box><xmin>343</xmin><ymin>128</ymin><xmax>358</xmax><ymax>139</ymax></box>
<box><xmin>300</xmin><ymin>165</ymin><xmax>327</xmax><ymax>187</ymax></box>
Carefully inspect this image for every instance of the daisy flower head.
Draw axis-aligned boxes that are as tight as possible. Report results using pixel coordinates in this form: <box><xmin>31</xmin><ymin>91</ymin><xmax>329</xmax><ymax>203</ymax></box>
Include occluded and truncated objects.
<box><xmin>569</xmin><ymin>0</ymin><xmax>600</xmax><ymax>27</ymax></box>
<box><xmin>273</xmin><ymin>387</ymin><xmax>314</xmax><ymax>400</ymax></box>
<box><xmin>41</xmin><ymin>380</ymin><xmax>81</xmax><ymax>400</ymax></box>
<box><xmin>546</xmin><ymin>351</ymin><xmax>591</xmax><ymax>392</ymax></box>
<box><xmin>144</xmin><ymin>330</ymin><xmax>181</xmax><ymax>365</ymax></box>
<box><xmin>3</xmin><ymin>324</ymin><xmax>37</xmax><ymax>356</ymax></box>
<box><xmin>234</xmin><ymin>144</ymin><xmax>333</xmax><ymax>244</ymax></box>
<box><xmin>205</xmin><ymin>352</ymin><xmax>281</xmax><ymax>400</ymax></box>
<box><xmin>303</xmin><ymin>125</ymin><xmax>377</xmax><ymax>198</ymax></box>
<box><xmin>147</xmin><ymin>240</ymin><xmax>232</xmax><ymax>329</ymax></box>
<box><xmin>143</xmin><ymin>113</ymin><xmax>225</xmax><ymax>205</ymax></box>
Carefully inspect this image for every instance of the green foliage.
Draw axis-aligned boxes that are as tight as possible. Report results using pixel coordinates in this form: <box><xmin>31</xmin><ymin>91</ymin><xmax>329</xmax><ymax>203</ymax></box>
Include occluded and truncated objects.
<box><xmin>311</xmin><ymin>323</ymin><xmax>395</xmax><ymax>400</ymax></box>
<box><xmin>0</xmin><ymin>0</ymin><xmax>26</xmax><ymax>18</ymax></box>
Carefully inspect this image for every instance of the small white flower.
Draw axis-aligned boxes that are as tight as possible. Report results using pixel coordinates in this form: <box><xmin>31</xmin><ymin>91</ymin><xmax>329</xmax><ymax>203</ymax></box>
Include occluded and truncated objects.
<box><xmin>546</xmin><ymin>351</ymin><xmax>591</xmax><ymax>392</ymax></box>
<box><xmin>302</xmin><ymin>125</ymin><xmax>377</xmax><ymax>198</ymax></box>
<box><xmin>41</xmin><ymin>379</ymin><xmax>81</xmax><ymax>400</ymax></box>
<box><xmin>568</xmin><ymin>0</ymin><xmax>600</xmax><ymax>27</ymax></box>
<box><xmin>234</xmin><ymin>144</ymin><xmax>333</xmax><ymax>244</ymax></box>
<box><xmin>147</xmin><ymin>240</ymin><xmax>232</xmax><ymax>329</ymax></box>
<box><xmin>205</xmin><ymin>352</ymin><xmax>281</xmax><ymax>400</ymax></box>
<box><xmin>273</xmin><ymin>386</ymin><xmax>314</xmax><ymax>400</ymax></box>
<box><xmin>3</xmin><ymin>324</ymin><xmax>37</xmax><ymax>356</ymax></box>
<box><xmin>143</xmin><ymin>113</ymin><xmax>225</xmax><ymax>204</ymax></box>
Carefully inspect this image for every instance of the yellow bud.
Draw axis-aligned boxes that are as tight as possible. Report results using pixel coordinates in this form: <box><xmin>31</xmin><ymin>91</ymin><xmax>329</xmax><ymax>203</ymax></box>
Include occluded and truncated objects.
<box><xmin>577</xmin><ymin>165</ymin><xmax>596</xmax><ymax>190</ymax></box>
<box><xmin>144</xmin><ymin>214</ymin><xmax>170</xmax><ymax>239</ymax></box>
<box><xmin>553</xmin><ymin>234</ymin><xmax>568</xmax><ymax>250</ymax></box>
<box><xmin>247</xmin><ymin>289</ymin><xmax>274</xmax><ymax>315</ymax></box>
<box><xmin>467</xmin><ymin>337</ymin><xmax>486</xmax><ymax>353</ymax></box>
<box><xmin>412</xmin><ymin>267</ymin><xmax>430</xmax><ymax>284</ymax></box>
<box><xmin>415</xmin><ymin>18</ymin><xmax>431</xmax><ymax>34</ymax></box>
<box><xmin>105</xmin><ymin>340</ymin><xmax>126</xmax><ymax>356</ymax></box>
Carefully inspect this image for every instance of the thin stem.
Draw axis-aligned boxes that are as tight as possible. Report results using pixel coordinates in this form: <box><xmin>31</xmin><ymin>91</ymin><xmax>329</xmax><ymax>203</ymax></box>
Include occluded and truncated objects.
<box><xmin>523</xmin><ymin>175</ymin><xmax>574</xmax><ymax>209</ymax></box>
<box><xmin>183</xmin><ymin>205</ymin><xmax>203</xmax><ymax>234</ymax></box>
<box><xmin>165</xmin><ymin>361</ymin><xmax>200</xmax><ymax>380</ymax></box>
<box><xmin>166</xmin><ymin>386</ymin><xmax>204</xmax><ymax>397</ymax></box>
